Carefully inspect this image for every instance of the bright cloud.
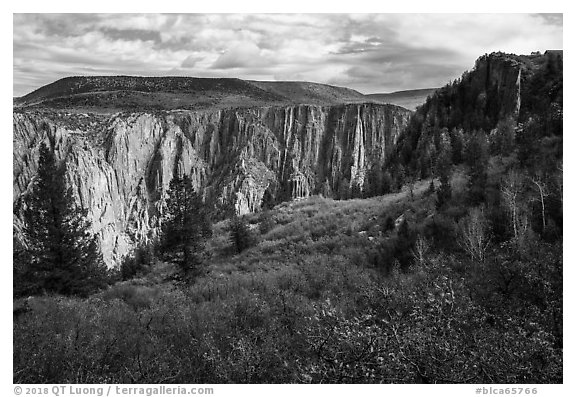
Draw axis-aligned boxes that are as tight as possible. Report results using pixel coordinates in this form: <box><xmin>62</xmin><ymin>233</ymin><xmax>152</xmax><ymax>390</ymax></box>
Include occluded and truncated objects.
<box><xmin>13</xmin><ymin>13</ymin><xmax>563</xmax><ymax>96</ymax></box>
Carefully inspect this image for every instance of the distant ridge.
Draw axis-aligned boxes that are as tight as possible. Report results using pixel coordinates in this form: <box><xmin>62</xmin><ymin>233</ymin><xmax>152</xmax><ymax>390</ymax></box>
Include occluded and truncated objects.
<box><xmin>249</xmin><ymin>80</ymin><xmax>367</xmax><ymax>105</ymax></box>
<box><xmin>366</xmin><ymin>88</ymin><xmax>438</xmax><ymax>111</ymax></box>
<box><xmin>14</xmin><ymin>76</ymin><xmax>375</xmax><ymax>112</ymax></box>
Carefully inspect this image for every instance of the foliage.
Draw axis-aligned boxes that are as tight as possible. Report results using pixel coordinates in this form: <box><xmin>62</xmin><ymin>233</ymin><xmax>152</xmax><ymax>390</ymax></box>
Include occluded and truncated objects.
<box><xmin>382</xmin><ymin>216</ymin><xmax>395</xmax><ymax>233</ymax></box>
<box><xmin>14</xmin><ymin>245</ymin><xmax>562</xmax><ymax>383</ymax></box>
<box><xmin>120</xmin><ymin>243</ymin><xmax>156</xmax><ymax>281</ymax></box>
<box><xmin>319</xmin><ymin>179</ymin><xmax>333</xmax><ymax>199</ymax></box>
<box><xmin>261</xmin><ymin>186</ymin><xmax>276</xmax><ymax>210</ymax></box>
<box><xmin>229</xmin><ymin>215</ymin><xmax>256</xmax><ymax>254</ymax></box>
<box><xmin>457</xmin><ymin>207</ymin><xmax>491</xmax><ymax>262</ymax></box>
<box><xmin>464</xmin><ymin>131</ymin><xmax>489</xmax><ymax>205</ymax></box>
<box><xmin>160</xmin><ymin>174</ymin><xmax>212</xmax><ymax>278</ymax></box>
<box><xmin>16</xmin><ymin>142</ymin><xmax>107</xmax><ymax>297</ymax></box>
<box><xmin>435</xmin><ymin>144</ymin><xmax>453</xmax><ymax>210</ymax></box>
<box><xmin>395</xmin><ymin>219</ymin><xmax>416</xmax><ymax>271</ymax></box>
<box><xmin>258</xmin><ymin>210</ymin><xmax>276</xmax><ymax>235</ymax></box>
<box><xmin>337</xmin><ymin>178</ymin><xmax>350</xmax><ymax>200</ymax></box>
<box><xmin>13</xmin><ymin>51</ymin><xmax>563</xmax><ymax>383</ymax></box>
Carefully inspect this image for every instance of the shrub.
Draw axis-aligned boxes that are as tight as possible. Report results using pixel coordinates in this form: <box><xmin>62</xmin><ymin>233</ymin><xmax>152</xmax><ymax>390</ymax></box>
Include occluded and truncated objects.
<box><xmin>120</xmin><ymin>244</ymin><xmax>155</xmax><ymax>281</ymax></box>
<box><xmin>258</xmin><ymin>211</ymin><xmax>276</xmax><ymax>235</ymax></box>
<box><xmin>229</xmin><ymin>215</ymin><xmax>256</xmax><ymax>254</ymax></box>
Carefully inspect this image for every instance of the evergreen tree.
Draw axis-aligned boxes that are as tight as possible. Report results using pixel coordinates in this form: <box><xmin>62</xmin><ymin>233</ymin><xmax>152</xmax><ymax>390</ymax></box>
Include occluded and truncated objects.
<box><xmin>382</xmin><ymin>216</ymin><xmax>395</xmax><ymax>233</ymax></box>
<box><xmin>258</xmin><ymin>210</ymin><xmax>275</xmax><ymax>235</ymax></box>
<box><xmin>450</xmin><ymin>128</ymin><xmax>465</xmax><ymax>165</ymax></box>
<box><xmin>436</xmin><ymin>144</ymin><xmax>453</xmax><ymax>210</ymax></box>
<box><xmin>351</xmin><ymin>182</ymin><xmax>363</xmax><ymax>199</ymax></box>
<box><xmin>261</xmin><ymin>186</ymin><xmax>276</xmax><ymax>210</ymax></box>
<box><xmin>365</xmin><ymin>164</ymin><xmax>384</xmax><ymax>197</ymax></box>
<box><xmin>395</xmin><ymin>219</ymin><xmax>416</xmax><ymax>271</ymax></box>
<box><xmin>465</xmin><ymin>131</ymin><xmax>489</xmax><ymax>205</ymax></box>
<box><xmin>229</xmin><ymin>215</ymin><xmax>255</xmax><ymax>254</ymax></box>
<box><xmin>19</xmin><ymin>142</ymin><xmax>107</xmax><ymax>297</ymax></box>
<box><xmin>120</xmin><ymin>243</ymin><xmax>155</xmax><ymax>281</ymax></box>
<box><xmin>427</xmin><ymin>180</ymin><xmax>436</xmax><ymax>195</ymax></box>
<box><xmin>491</xmin><ymin>117</ymin><xmax>516</xmax><ymax>156</ymax></box>
<box><xmin>337</xmin><ymin>178</ymin><xmax>350</xmax><ymax>200</ymax></box>
<box><xmin>395</xmin><ymin>165</ymin><xmax>406</xmax><ymax>191</ymax></box>
<box><xmin>319</xmin><ymin>179</ymin><xmax>333</xmax><ymax>199</ymax></box>
<box><xmin>161</xmin><ymin>174</ymin><xmax>212</xmax><ymax>277</ymax></box>
<box><xmin>382</xmin><ymin>171</ymin><xmax>393</xmax><ymax>194</ymax></box>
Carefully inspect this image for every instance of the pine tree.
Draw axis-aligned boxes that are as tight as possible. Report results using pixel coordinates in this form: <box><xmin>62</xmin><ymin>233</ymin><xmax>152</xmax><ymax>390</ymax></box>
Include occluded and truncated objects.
<box><xmin>436</xmin><ymin>143</ymin><xmax>453</xmax><ymax>210</ymax></box>
<box><xmin>161</xmin><ymin>174</ymin><xmax>212</xmax><ymax>277</ymax></box>
<box><xmin>351</xmin><ymin>182</ymin><xmax>362</xmax><ymax>199</ymax></box>
<box><xmin>319</xmin><ymin>179</ymin><xmax>333</xmax><ymax>199</ymax></box>
<box><xmin>427</xmin><ymin>180</ymin><xmax>436</xmax><ymax>195</ymax></box>
<box><xmin>261</xmin><ymin>186</ymin><xmax>276</xmax><ymax>210</ymax></box>
<box><xmin>450</xmin><ymin>128</ymin><xmax>464</xmax><ymax>164</ymax></box>
<box><xmin>382</xmin><ymin>216</ymin><xmax>395</xmax><ymax>233</ymax></box>
<box><xmin>229</xmin><ymin>215</ymin><xmax>254</xmax><ymax>254</ymax></box>
<box><xmin>337</xmin><ymin>178</ymin><xmax>350</xmax><ymax>200</ymax></box>
<box><xmin>465</xmin><ymin>131</ymin><xmax>489</xmax><ymax>205</ymax></box>
<box><xmin>19</xmin><ymin>142</ymin><xmax>107</xmax><ymax>297</ymax></box>
<box><xmin>395</xmin><ymin>219</ymin><xmax>416</xmax><ymax>271</ymax></box>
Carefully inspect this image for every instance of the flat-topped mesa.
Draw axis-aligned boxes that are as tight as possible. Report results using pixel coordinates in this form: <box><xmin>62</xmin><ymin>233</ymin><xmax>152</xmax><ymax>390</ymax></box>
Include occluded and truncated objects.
<box><xmin>13</xmin><ymin>103</ymin><xmax>410</xmax><ymax>267</ymax></box>
<box><xmin>14</xmin><ymin>76</ymin><xmax>370</xmax><ymax>110</ymax></box>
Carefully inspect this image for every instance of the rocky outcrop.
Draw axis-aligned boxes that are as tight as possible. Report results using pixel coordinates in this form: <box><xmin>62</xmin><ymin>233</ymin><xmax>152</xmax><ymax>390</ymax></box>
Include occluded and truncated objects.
<box><xmin>472</xmin><ymin>53</ymin><xmax>524</xmax><ymax>119</ymax></box>
<box><xmin>13</xmin><ymin>103</ymin><xmax>410</xmax><ymax>266</ymax></box>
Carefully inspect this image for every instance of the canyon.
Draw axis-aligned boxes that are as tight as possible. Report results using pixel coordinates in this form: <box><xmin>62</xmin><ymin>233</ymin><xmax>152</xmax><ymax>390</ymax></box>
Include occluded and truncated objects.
<box><xmin>14</xmin><ymin>51</ymin><xmax>550</xmax><ymax>267</ymax></box>
<box><xmin>13</xmin><ymin>102</ymin><xmax>410</xmax><ymax>266</ymax></box>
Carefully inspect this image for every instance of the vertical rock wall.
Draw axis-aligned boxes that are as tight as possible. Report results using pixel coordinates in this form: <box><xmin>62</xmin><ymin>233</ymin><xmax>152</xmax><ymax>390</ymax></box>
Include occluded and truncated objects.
<box><xmin>13</xmin><ymin>103</ymin><xmax>411</xmax><ymax>266</ymax></box>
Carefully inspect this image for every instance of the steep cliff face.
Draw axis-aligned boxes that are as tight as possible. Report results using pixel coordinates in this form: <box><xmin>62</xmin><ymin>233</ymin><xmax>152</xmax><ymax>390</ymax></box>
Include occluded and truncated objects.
<box><xmin>390</xmin><ymin>51</ymin><xmax>564</xmax><ymax>176</ymax></box>
<box><xmin>471</xmin><ymin>53</ymin><xmax>523</xmax><ymax>119</ymax></box>
<box><xmin>13</xmin><ymin>103</ymin><xmax>410</xmax><ymax>266</ymax></box>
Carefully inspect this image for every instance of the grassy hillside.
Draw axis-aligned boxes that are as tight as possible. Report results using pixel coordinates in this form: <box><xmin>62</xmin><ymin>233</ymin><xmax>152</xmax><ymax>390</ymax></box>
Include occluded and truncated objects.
<box><xmin>250</xmin><ymin>80</ymin><xmax>367</xmax><ymax>105</ymax></box>
<box><xmin>14</xmin><ymin>172</ymin><xmax>562</xmax><ymax>383</ymax></box>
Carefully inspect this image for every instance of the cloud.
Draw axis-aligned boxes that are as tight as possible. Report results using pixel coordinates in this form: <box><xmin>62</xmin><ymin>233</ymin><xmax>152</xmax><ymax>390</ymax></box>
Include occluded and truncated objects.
<box><xmin>181</xmin><ymin>55</ymin><xmax>204</xmax><ymax>68</ymax></box>
<box><xmin>13</xmin><ymin>13</ymin><xmax>563</xmax><ymax>97</ymax></box>
<box><xmin>100</xmin><ymin>28</ymin><xmax>162</xmax><ymax>44</ymax></box>
<box><xmin>535</xmin><ymin>13</ymin><xmax>563</xmax><ymax>26</ymax></box>
<box><xmin>211</xmin><ymin>41</ymin><xmax>269</xmax><ymax>69</ymax></box>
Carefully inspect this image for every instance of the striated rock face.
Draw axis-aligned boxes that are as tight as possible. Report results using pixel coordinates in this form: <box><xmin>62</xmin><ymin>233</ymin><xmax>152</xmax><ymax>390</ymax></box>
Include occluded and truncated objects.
<box><xmin>13</xmin><ymin>103</ymin><xmax>410</xmax><ymax>266</ymax></box>
<box><xmin>471</xmin><ymin>53</ymin><xmax>523</xmax><ymax>119</ymax></box>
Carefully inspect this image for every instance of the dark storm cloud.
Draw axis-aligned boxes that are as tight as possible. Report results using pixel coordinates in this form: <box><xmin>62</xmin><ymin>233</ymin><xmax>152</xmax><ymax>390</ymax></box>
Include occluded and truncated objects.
<box><xmin>333</xmin><ymin>40</ymin><xmax>460</xmax><ymax>63</ymax></box>
<box><xmin>14</xmin><ymin>13</ymin><xmax>97</xmax><ymax>37</ymax></box>
<box><xmin>13</xmin><ymin>13</ymin><xmax>563</xmax><ymax>97</ymax></box>
<box><xmin>100</xmin><ymin>28</ymin><xmax>162</xmax><ymax>44</ymax></box>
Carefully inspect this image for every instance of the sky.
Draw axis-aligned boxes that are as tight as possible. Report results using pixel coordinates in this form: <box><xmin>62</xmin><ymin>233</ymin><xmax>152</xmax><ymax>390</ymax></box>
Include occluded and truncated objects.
<box><xmin>13</xmin><ymin>13</ymin><xmax>563</xmax><ymax>97</ymax></box>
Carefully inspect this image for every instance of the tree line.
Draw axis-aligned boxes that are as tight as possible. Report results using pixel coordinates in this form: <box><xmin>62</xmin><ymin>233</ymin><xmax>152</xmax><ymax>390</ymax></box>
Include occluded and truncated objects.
<box><xmin>14</xmin><ymin>142</ymin><xmax>258</xmax><ymax>297</ymax></box>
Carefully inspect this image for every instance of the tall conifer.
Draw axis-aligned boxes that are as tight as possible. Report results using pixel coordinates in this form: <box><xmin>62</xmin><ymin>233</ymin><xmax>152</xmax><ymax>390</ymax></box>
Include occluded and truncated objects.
<box><xmin>20</xmin><ymin>142</ymin><xmax>107</xmax><ymax>296</ymax></box>
<box><xmin>161</xmin><ymin>174</ymin><xmax>212</xmax><ymax>276</ymax></box>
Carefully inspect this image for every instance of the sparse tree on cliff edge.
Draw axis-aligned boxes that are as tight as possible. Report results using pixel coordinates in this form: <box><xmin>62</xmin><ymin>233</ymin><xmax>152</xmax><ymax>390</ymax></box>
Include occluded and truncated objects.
<box><xmin>19</xmin><ymin>142</ymin><xmax>107</xmax><ymax>297</ymax></box>
<box><xmin>161</xmin><ymin>174</ymin><xmax>212</xmax><ymax>278</ymax></box>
